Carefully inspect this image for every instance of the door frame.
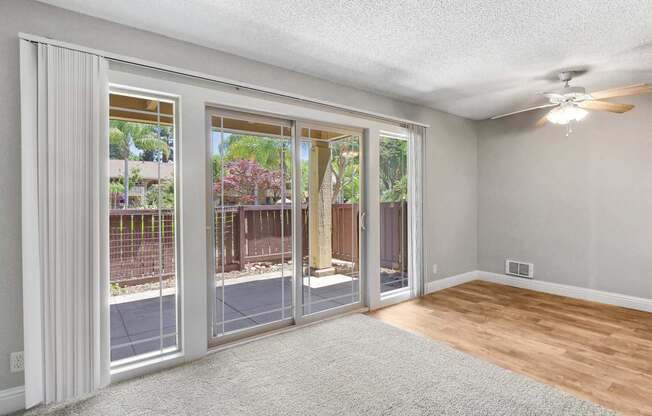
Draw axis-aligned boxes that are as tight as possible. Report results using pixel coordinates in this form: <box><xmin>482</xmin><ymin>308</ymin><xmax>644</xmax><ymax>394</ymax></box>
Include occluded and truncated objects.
<box><xmin>206</xmin><ymin>111</ymin><xmax>367</xmax><ymax>346</ymax></box>
<box><xmin>108</xmin><ymin>85</ymin><xmax>184</xmax><ymax>368</ymax></box>
<box><xmin>376</xmin><ymin>130</ymin><xmax>413</xmax><ymax>307</ymax></box>
<box><xmin>364</xmin><ymin>125</ymin><xmax>414</xmax><ymax>310</ymax></box>
<box><xmin>105</xmin><ymin>63</ymin><xmax>421</xmax><ymax>379</ymax></box>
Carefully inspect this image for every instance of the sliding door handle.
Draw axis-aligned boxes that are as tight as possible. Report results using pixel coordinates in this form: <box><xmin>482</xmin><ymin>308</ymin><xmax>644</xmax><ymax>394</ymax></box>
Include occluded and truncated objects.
<box><xmin>360</xmin><ymin>211</ymin><xmax>367</xmax><ymax>231</ymax></box>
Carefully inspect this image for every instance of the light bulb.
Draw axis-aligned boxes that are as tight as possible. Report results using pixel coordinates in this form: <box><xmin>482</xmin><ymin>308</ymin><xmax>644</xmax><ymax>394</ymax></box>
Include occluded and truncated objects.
<box><xmin>546</xmin><ymin>104</ymin><xmax>588</xmax><ymax>125</ymax></box>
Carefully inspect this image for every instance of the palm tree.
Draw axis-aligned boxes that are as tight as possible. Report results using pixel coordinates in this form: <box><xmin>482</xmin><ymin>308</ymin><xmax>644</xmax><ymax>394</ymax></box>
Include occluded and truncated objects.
<box><xmin>110</xmin><ymin>120</ymin><xmax>171</xmax><ymax>207</ymax></box>
<box><xmin>331</xmin><ymin>139</ymin><xmax>360</xmax><ymax>203</ymax></box>
<box><xmin>109</xmin><ymin>126</ymin><xmax>131</xmax><ymax>206</ymax></box>
<box><xmin>108</xmin><ymin>180</ymin><xmax>125</xmax><ymax>208</ymax></box>
<box><xmin>225</xmin><ymin>135</ymin><xmax>286</xmax><ymax>169</ymax></box>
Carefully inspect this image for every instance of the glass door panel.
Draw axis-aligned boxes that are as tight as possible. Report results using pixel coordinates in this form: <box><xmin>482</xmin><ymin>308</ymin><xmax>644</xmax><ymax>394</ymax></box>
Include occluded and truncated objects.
<box><xmin>108</xmin><ymin>92</ymin><xmax>179</xmax><ymax>363</ymax></box>
<box><xmin>210</xmin><ymin>111</ymin><xmax>293</xmax><ymax>338</ymax></box>
<box><xmin>300</xmin><ymin>125</ymin><xmax>361</xmax><ymax>315</ymax></box>
<box><xmin>209</xmin><ymin>113</ymin><xmax>365</xmax><ymax>343</ymax></box>
<box><xmin>379</xmin><ymin>133</ymin><xmax>409</xmax><ymax>293</ymax></box>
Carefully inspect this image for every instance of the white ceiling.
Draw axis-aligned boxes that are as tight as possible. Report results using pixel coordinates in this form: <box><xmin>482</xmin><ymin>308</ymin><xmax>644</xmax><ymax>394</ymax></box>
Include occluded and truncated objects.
<box><xmin>38</xmin><ymin>0</ymin><xmax>652</xmax><ymax>120</ymax></box>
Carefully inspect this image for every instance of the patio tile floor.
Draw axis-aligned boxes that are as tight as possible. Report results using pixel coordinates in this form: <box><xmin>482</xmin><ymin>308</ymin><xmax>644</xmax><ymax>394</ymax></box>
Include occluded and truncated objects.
<box><xmin>110</xmin><ymin>271</ymin><xmax>405</xmax><ymax>361</ymax></box>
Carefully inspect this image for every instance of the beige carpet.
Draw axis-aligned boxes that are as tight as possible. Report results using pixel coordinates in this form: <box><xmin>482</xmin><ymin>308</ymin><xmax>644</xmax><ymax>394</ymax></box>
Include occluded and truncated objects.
<box><xmin>22</xmin><ymin>314</ymin><xmax>614</xmax><ymax>415</ymax></box>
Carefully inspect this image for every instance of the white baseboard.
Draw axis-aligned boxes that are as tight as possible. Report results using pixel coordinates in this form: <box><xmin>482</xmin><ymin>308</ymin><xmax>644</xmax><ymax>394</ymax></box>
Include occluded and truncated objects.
<box><xmin>0</xmin><ymin>385</ymin><xmax>24</xmax><ymax>415</ymax></box>
<box><xmin>425</xmin><ymin>271</ymin><xmax>479</xmax><ymax>294</ymax></box>
<box><xmin>477</xmin><ymin>271</ymin><xmax>652</xmax><ymax>313</ymax></box>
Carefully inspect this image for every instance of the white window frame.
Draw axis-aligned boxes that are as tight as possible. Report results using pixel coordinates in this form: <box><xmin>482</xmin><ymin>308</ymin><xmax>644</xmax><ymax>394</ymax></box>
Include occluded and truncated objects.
<box><xmin>107</xmin><ymin>85</ymin><xmax>183</xmax><ymax>371</ymax></box>
<box><xmin>377</xmin><ymin>131</ymin><xmax>412</xmax><ymax>306</ymax></box>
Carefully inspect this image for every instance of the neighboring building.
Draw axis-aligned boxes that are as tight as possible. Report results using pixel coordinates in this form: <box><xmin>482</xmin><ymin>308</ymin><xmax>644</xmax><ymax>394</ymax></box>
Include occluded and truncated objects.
<box><xmin>109</xmin><ymin>160</ymin><xmax>174</xmax><ymax>208</ymax></box>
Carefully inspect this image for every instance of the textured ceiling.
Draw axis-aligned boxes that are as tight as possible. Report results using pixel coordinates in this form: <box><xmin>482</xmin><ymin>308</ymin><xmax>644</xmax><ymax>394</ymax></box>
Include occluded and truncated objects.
<box><xmin>38</xmin><ymin>0</ymin><xmax>652</xmax><ymax>120</ymax></box>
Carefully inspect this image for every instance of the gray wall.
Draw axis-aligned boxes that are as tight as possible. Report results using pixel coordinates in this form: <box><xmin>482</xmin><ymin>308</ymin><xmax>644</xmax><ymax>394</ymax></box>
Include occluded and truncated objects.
<box><xmin>422</xmin><ymin>110</ymin><xmax>478</xmax><ymax>281</ymax></box>
<box><xmin>477</xmin><ymin>94</ymin><xmax>652</xmax><ymax>299</ymax></box>
<box><xmin>0</xmin><ymin>0</ymin><xmax>478</xmax><ymax>390</ymax></box>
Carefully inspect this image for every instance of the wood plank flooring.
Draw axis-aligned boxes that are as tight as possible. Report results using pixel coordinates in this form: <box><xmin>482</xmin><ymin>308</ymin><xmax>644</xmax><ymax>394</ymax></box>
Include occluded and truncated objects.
<box><xmin>368</xmin><ymin>280</ymin><xmax>652</xmax><ymax>416</ymax></box>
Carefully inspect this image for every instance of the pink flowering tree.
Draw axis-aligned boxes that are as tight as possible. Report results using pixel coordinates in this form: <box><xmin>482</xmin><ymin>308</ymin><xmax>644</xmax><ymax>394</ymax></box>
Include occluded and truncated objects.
<box><xmin>214</xmin><ymin>159</ymin><xmax>282</xmax><ymax>205</ymax></box>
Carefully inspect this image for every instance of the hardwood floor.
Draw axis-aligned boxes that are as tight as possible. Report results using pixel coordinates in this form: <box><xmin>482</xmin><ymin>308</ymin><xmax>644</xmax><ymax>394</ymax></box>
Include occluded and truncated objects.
<box><xmin>369</xmin><ymin>280</ymin><xmax>652</xmax><ymax>416</ymax></box>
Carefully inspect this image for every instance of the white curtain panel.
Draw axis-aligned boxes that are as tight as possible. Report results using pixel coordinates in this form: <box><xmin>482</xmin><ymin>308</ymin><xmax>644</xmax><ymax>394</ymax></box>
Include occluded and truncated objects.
<box><xmin>407</xmin><ymin>124</ymin><xmax>425</xmax><ymax>297</ymax></box>
<box><xmin>20</xmin><ymin>40</ymin><xmax>110</xmax><ymax>407</ymax></box>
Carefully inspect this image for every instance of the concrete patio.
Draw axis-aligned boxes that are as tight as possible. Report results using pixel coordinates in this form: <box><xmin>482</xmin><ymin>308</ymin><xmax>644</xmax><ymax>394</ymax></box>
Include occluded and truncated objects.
<box><xmin>111</xmin><ymin>271</ymin><xmax>407</xmax><ymax>361</ymax></box>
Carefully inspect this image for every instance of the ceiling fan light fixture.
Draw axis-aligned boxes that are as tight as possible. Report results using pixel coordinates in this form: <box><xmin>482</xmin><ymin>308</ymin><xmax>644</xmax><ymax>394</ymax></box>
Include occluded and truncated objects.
<box><xmin>546</xmin><ymin>104</ymin><xmax>588</xmax><ymax>125</ymax></box>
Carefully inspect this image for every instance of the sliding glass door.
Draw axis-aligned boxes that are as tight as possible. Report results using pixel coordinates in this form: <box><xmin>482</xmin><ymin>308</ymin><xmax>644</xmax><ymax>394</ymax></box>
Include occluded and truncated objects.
<box><xmin>298</xmin><ymin>124</ymin><xmax>362</xmax><ymax>316</ymax></box>
<box><xmin>208</xmin><ymin>112</ymin><xmax>364</xmax><ymax>343</ymax></box>
<box><xmin>209</xmin><ymin>110</ymin><xmax>294</xmax><ymax>338</ymax></box>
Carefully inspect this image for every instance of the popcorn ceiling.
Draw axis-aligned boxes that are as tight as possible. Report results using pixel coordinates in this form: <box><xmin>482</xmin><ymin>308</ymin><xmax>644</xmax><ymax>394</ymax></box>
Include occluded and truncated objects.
<box><xmin>39</xmin><ymin>0</ymin><xmax>652</xmax><ymax>119</ymax></box>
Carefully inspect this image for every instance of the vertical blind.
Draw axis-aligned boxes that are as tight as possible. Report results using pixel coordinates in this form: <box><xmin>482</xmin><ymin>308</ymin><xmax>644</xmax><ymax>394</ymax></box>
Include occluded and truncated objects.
<box><xmin>20</xmin><ymin>40</ymin><xmax>110</xmax><ymax>407</ymax></box>
<box><xmin>407</xmin><ymin>124</ymin><xmax>425</xmax><ymax>297</ymax></box>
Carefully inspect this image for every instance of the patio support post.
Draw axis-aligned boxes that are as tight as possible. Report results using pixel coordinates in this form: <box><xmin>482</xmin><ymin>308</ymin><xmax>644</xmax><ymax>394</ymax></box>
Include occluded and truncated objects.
<box><xmin>309</xmin><ymin>140</ymin><xmax>335</xmax><ymax>277</ymax></box>
<box><xmin>238</xmin><ymin>205</ymin><xmax>246</xmax><ymax>271</ymax></box>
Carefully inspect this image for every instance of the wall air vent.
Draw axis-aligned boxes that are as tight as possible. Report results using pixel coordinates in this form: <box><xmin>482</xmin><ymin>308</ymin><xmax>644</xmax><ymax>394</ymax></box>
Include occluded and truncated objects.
<box><xmin>505</xmin><ymin>259</ymin><xmax>534</xmax><ymax>278</ymax></box>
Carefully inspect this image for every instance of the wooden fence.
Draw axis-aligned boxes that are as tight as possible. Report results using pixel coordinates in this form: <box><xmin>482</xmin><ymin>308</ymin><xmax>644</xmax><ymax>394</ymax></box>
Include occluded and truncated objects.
<box><xmin>380</xmin><ymin>202</ymin><xmax>408</xmax><ymax>270</ymax></box>
<box><xmin>109</xmin><ymin>202</ymin><xmax>407</xmax><ymax>285</ymax></box>
<box><xmin>213</xmin><ymin>205</ymin><xmax>296</xmax><ymax>272</ymax></box>
<box><xmin>213</xmin><ymin>204</ymin><xmax>367</xmax><ymax>271</ymax></box>
<box><xmin>109</xmin><ymin>209</ymin><xmax>176</xmax><ymax>284</ymax></box>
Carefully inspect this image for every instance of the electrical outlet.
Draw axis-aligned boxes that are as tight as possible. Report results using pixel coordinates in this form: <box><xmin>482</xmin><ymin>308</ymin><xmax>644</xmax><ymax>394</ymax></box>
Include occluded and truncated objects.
<box><xmin>432</xmin><ymin>264</ymin><xmax>438</xmax><ymax>275</ymax></box>
<box><xmin>10</xmin><ymin>351</ymin><xmax>24</xmax><ymax>373</ymax></box>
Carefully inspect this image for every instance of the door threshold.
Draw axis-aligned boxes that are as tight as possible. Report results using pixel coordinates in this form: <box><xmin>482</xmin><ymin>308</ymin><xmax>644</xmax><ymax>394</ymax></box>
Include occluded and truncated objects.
<box><xmin>378</xmin><ymin>288</ymin><xmax>412</xmax><ymax>308</ymax></box>
<box><xmin>207</xmin><ymin>306</ymin><xmax>368</xmax><ymax>355</ymax></box>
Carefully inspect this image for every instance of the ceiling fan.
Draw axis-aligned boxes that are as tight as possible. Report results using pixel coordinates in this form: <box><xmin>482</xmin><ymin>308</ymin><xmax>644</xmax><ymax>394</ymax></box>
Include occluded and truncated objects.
<box><xmin>491</xmin><ymin>71</ymin><xmax>652</xmax><ymax>129</ymax></box>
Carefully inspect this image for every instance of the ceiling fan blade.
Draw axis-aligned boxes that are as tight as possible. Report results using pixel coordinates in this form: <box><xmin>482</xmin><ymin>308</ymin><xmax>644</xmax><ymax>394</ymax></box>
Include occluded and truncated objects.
<box><xmin>589</xmin><ymin>83</ymin><xmax>652</xmax><ymax>100</ymax></box>
<box><xmin>579</xmin><ymin>100</ymin><xmax>634</xmax><ymax>113</ymax></box>
<box><xmin>535</xmin><ymin>113</ymin><xmax>549</xmax><ymax>127</ymax></box>
<box><xmin>490</xmin><ymin>103</ymin><xmax>557</xmax><ymax>120</ymax></box>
